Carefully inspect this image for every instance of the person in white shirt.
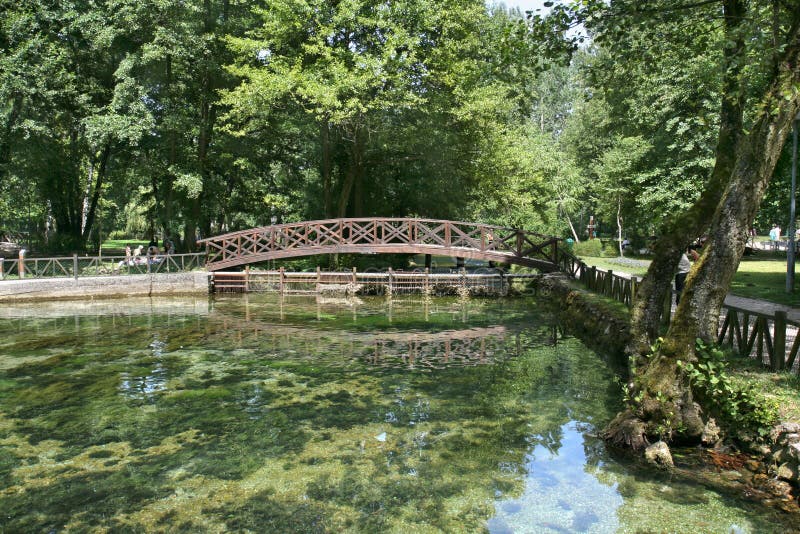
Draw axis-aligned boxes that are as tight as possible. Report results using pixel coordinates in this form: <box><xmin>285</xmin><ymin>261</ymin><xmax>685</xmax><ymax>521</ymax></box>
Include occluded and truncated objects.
<box><xmin>675</xmin><ymin>246</ymin><xmax>699</xmax><ymax>304</ymax></box>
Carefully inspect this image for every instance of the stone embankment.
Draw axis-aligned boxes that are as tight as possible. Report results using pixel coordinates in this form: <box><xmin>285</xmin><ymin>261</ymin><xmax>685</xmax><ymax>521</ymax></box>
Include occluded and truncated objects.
<box><xmin>768</xmin><ymin>423</ymin><xmax>800</xmax><ymax>492</ymax></box>
<box><xmin>0</xmin><ymin>272</ymin><xmax>209</xmax><ymax>302</ymax></box>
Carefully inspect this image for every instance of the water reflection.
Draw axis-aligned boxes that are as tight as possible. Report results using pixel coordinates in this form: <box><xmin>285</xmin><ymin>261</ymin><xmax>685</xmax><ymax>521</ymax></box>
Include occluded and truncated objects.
<box><xmin>490</xmin><ymin>422</ymin><xmax>623</xmax><ymax>534</ymax></box>
<box><xmin>0</xmin><ymin>295</ymin><xmax>794</xmax><ymax>533</ymax></box>
<box><xmin>117</xmin><ymin>335</ymin><xmax>169</xmax><ymax>401</ymax></box>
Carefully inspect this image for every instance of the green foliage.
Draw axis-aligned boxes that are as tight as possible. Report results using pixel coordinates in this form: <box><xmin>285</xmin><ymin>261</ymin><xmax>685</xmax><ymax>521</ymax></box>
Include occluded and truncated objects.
<box><xmin>678</xmin><ymin>340</ymin><xmax>779</xmax><ymax>438</ymax></box>
<box><xmin>573</xmin><ymin>238</ymin><xmax>602</xmax><ymax>258</ymax></box>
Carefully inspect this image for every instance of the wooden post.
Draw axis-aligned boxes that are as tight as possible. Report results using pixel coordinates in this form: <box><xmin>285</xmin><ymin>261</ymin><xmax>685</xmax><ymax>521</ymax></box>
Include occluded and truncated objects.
<box><xmin>630</xmin><ymin>277</ymin><xmax>638</xmax><ymax>309</ymax></box>
<box><xmin>0</xmin><ymin>257</ymin><xmax>3</xmax><ymax>280</ymax></box>
<box><xmin>424</xmin><ymin>267</ymin><xmax>430</xmax><ymax>294</ymax></box>
<box><xmin>73</xmin><ymin>253</ymin><xmax>79</xmax><ymax>280</ymax></box>
<box><xmin>388</xmin><ymin>267</ymin><xmax>394</xmax><ymax>295</ymax></box>
<box><xmin>245</xmin><ymin>265</ymin><xmax>250</xmax><ymax>293</ymax></box>
<box><xmin>316</xmin><ymin>266</ymin><xmax>321</xmax><ymax>293</ymax></box>
<box><xmin>606</xmin><ymin>270</ymin><xmax>613</xmax><ymax>296</ymax></box>
<box><xmin>589</xmin><ymin>266</ymin><xmax>596</xmax><ymax>291</ymax></box>
<box><xmin>461</xmin><ymin>267</ymin><xmax>466</xmax><ymax>291</ymax></box>
<box><xmin>18</xmin><ymin>250</ymin><xmax>25</xmax><ymax>279</ymax></box>
<box><xmin>773</xmin><ymin>311</ymin><xmax>787</xmax><ymax>371</ymax></box>
<box><xmin>756</xmin><ymin>317</ymin><xmax>764</xmax><ymax>364</ymax></box>
<box><xmin>352</xmin><ymin>266</ymin><xmax>357</xmax><ymax>284</ymax></box>
<box><xmin>741</xmin><ymin>313</ymin><xmax>751</xmax><ymax>357</ymax></box>
<box><xmin>279</xmin><ymin>266</ymin><xmax>285</xmax><ymax>294</ymax></box>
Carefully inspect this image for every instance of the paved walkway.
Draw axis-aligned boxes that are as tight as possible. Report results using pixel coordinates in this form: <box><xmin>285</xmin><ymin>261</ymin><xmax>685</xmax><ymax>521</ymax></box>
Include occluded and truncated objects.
<box><xmin>723</xmin><ymin>294</ymin><xmax>800</xmax><ymax>322</ymax></box>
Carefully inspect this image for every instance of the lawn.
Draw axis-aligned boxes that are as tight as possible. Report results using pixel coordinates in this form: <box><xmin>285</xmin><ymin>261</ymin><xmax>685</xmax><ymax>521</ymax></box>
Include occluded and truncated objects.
<box><xmin>100</xmin><ymin>239</ymin><xmax>149</xmax><ymax>254</ymax></box>
<box><xmin>577</xmin><ymin>253</ymin><xmax>799</xmax><ymax>307</ymax></box>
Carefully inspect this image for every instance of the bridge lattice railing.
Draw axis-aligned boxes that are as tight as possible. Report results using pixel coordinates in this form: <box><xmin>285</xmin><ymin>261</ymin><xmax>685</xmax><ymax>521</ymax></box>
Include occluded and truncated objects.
<box><xmin>199</xmin><ymin>218</ymin><xmax>563</xmax><ymax>270</ymax></box>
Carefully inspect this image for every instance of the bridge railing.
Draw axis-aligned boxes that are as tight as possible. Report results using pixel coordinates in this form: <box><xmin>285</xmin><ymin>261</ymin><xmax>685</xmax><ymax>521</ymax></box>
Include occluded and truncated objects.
<box><xmin>0</xmin><ymin>252</ymin><xmax>205</xmax><ymax>281</ymax></box>
<box><xmin>198</xmin><ymin>218</ymin><xmax>564</xmax><ymax>270</ymax></box>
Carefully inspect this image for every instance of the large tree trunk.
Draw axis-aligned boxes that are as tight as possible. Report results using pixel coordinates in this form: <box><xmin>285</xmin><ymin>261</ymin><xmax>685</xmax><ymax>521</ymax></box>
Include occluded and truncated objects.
<box><xmin>626</xmin><ymin>0</ymin><xmax>746</xmax><ymax>355</ymax></box>
<box><xmin>606</xmin><ymin>17</ymin><xmax>800</xmax><ymax>449</ymax></box>
<box><xmin>81</xmin><ymin>143</ymin><xmax>112</xmax><ymax>242</ymax></box>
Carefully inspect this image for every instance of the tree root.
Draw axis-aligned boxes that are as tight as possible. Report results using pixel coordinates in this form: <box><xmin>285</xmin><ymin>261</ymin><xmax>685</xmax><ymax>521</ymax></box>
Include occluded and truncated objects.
<box><xmin>602</xmin><ymin>410</ymin><xmax>649</xmax><ymax>450</ymax></box>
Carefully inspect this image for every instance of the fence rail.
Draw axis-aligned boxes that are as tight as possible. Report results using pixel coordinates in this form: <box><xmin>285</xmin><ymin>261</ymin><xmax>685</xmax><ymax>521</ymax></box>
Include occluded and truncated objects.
<box><xmin>0</xmin><ymin>253</ymin><xmax>205</xmax><ymax>281</ymax></box>
<box><xmin>209</xmin><ymin>267</ymin><xmax>538</xmax><ymax>296</ymax></box>
<box><xmin>573</xmin><ymin>262</ymin><xmax>799</xmax><ymax>373</ymax></box>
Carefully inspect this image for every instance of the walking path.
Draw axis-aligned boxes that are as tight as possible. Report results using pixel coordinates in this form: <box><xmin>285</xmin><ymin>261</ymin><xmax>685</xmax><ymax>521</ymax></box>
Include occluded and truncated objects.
<box><xmin>724</xmin><ymin>294</ymin><xmax>800</xmax><ymax>322</ymax></box>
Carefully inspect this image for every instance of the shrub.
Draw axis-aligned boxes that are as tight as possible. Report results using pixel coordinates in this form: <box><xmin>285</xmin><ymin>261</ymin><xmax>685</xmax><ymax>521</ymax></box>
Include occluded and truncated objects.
<box><xmin>601</xmin><ymin>244</ymin><xmax>620</xmax><ymax>258</ymax></box>
<box><xmin>573</xmin><ymin>238</ymin><xmax>602</xmax><ymax>257</ymax></box>
<box><xmin>678</xmin><ymin>340</ymin><xmax>779</xmax><ymax>439</ymax></box>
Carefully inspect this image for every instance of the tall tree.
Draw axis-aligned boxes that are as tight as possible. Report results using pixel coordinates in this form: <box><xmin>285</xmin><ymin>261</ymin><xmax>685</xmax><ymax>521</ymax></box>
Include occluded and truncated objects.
<box><xmin>539</xmin><ymin>0</ymin><xmax>800</xmax><ymax>448</ymax></box>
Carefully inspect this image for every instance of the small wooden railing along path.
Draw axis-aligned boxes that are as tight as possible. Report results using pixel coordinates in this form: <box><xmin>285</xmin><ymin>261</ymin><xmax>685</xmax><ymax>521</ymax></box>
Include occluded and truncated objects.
<box><xmin>0</xmin><ymin>252</ymin><xmax>205</xmax><ymax>281</ymax></box>
<box><xmin>198</xmin><ymin>218</ymin><xmax>580</xmax><ymax>273</ymax></box>
<box><xmin>574</xmin><ymin>263</ymin><xmax>800</xmax><ymax>374</ymax></box>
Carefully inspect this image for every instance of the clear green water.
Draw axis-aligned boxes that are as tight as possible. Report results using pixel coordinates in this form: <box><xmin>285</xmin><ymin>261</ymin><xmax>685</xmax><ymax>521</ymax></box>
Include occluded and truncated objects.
<box><xmin>0</xmin><ymin>295</ymin><xmax>794</xmax><ymax>533</ymax></box>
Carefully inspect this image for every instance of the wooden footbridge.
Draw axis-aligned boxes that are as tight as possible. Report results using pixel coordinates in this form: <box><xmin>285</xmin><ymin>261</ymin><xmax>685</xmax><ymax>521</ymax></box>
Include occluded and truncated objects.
<box><xmin>198</xmin><ymin>218</ymin><xmax>579</xmax><ymax>273</ymax></box>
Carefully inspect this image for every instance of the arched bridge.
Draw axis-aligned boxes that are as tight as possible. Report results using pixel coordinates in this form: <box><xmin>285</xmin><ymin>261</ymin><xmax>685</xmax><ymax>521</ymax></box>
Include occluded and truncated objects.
<box><xmin>198</xmin><ymin>218</ymin><xmax>578</xmax><ymax>273</ymax></box>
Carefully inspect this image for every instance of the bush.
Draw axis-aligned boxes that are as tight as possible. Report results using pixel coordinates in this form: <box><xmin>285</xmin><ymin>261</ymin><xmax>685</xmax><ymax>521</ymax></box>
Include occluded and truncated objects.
<box><xmin>678</xmin><ymin>340</ymin><xmax>778</xmax><ymax>439</ymax></box>
<box><xmin>601</xmin><ymin>244</ymin><xmax>620</xmax><ymax>258</ymax></box>
<box><xmin>573</xmin><ymin>238</ymin><xmax>602</xmax><ymax>257</ymax></box>
<box><xmin>107</xmin><ymin>230</ymin><xmax>130</xmax><ymax>240</ymax></box>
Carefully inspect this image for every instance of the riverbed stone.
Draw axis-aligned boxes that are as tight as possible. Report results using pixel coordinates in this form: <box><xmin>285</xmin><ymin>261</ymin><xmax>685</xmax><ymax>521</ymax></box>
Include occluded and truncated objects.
<box><xmin>770</xmin><ymin>423</ymin><xmax>800</xmax><ymax>444</ymax></box>
<box><xmin>644</xmin><ymin>441</ymin><xmax>673</xmax><ymax>468</ymax></box>
<box><xmin>789</xmin><ymin>442</ymin><xmax>800</xmax><ymax>463</ymax></box>
<box><xmin>701</xmin><ymin>418</ymin><xmax>721</xmax><ymax>446</ymax></box>
<box><xmin>763</xmin><ymin>478</ymin><xmax>794</xmax><ymax>500</ymax></box>
<box><xmin>777</xmin><ymin>462</ymin><xmax>798</xmax><ymax>483</ymax></box>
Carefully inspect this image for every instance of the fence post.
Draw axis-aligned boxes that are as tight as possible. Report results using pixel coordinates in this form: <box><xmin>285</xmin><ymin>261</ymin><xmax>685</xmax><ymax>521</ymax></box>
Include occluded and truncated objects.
<box><xmin>606</xmin><ymin>270</ymin><xmax>613</xmax><ymax>297</ymax></box>
<box><xmin>0</xmin><ymin>257</ymin><xmax>3</xmax><ymax>280</ymax></box>
<box><xmin>352</xmin><ymin>266</ymin><xmax>357</xmax><ymax>284</ymax></box>
<box><xmin>279</xmin><ymin>266</ymin><xmax>285</xmax><ymax>294</ymax></box>
<box><xmin>424</xmin><ymin>267</ymin><xmax>430</xmax><ymax>294</ymax></box>
<box><xmin>388</xmin><ymin>267</ymin><xmax>394</xmax><ymax>295</ymax></box>
<box><xmin>316</xmin><ymin>266</ymin><xmax>321</xmax><ymax>293</ymax></box>
<box><xmin>73</xmin><ymin>253</ymin><xmax>79</xmax><ymax>280</ymax></box>
<box><xmin>630</xmin><ymin>277</ymin><xmax>638</xmax><ymax>309</ymax></box>
<box><xmin>245</xmin><ymin>265</ymin><xmax>250</xmax><ymax>293</ymax></box>
<box><xmin>773</xmin><ymin>311</ymin><xmax>787</xmax><ymax>371</ymax></box>
<box><xmin>589</xmin><ymin>266</ymin><xmax>596</xmax><ymax>291</ymax></box>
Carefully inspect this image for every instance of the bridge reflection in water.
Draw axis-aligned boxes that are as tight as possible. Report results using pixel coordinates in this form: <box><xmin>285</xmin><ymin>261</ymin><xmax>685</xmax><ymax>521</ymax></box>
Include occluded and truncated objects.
<box><xmin>209</xmin><ymin>295</ymin><xmax>560</xmax><ymax>370</ymax></box>
<box><xmin>0</xmin><ymin>295</ymin><xmax>560</xmax><ymax>372</ymax></box>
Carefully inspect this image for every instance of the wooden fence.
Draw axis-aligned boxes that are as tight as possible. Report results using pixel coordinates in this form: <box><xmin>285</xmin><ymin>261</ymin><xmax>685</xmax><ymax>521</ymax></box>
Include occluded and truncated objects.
<box><xmin>0</xmin><ymin>252</ymin><xmax>205</xmax><ymax>281</ymax></box>
<box><xmin>210</xmin><ymin>267</ymin><xmax>538</xmax><ymax>296</ymax></box>
<box><xmin>575</xmin><ymin>263</ymin><xmax>799</xmax><ymax>373</ymax></box>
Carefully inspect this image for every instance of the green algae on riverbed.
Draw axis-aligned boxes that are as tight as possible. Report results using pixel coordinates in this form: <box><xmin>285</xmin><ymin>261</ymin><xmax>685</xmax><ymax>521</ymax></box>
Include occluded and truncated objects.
<box><xmin>0</xmin><ymin>295</ymin><xmax>796</xmax><ymax>532</ymax></box>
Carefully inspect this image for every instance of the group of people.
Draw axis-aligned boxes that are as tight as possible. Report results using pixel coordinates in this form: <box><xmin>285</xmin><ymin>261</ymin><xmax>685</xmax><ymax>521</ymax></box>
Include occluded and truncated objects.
<box><xmin>118</xmin><ymin>236</ymin><xmax>176</xmax><ymax>269</ymax></box>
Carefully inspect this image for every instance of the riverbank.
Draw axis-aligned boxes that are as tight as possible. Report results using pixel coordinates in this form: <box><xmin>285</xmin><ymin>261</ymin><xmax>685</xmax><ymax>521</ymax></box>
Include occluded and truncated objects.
<box><xmin>535</xmin><ymin>272</ymin><xmax>800</xmax><ymax>512</ymax></box>
<box><xmin>0</xmin><ymin>272</ymin><xmax>209</xmax><ymax>302</ymax></box>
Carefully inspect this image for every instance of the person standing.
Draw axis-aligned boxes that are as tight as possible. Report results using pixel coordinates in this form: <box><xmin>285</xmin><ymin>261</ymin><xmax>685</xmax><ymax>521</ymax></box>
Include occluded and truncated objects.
<box><xmin>675</xmin><ymin>246</ymin><xmax>699</xmax><ymax>304</ymax></box>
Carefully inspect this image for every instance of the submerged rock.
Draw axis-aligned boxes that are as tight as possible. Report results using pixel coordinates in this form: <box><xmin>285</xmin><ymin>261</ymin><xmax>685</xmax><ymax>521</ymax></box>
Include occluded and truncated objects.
<box><xmin>701</xmin><ymin>418</ymin><xmax>721</xmax><ymax>447</ymax></box>
<box><xmin>644</xmin><ymin>441</ymin><xmax>674</xmax><ymax>468</ymax></box>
